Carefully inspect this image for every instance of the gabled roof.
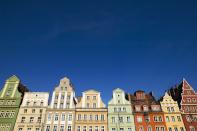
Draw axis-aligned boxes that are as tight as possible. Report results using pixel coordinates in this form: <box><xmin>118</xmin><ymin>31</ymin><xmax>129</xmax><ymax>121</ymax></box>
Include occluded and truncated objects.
<box><xmin>6</xmin><ymin>75</ymin><xmax>20</xmax><ymax>82</ymax></box>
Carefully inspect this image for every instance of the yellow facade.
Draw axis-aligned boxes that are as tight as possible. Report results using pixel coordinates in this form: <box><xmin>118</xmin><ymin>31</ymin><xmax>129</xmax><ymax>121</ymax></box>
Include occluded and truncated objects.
<box><xmin>160</xmin><ymin>92</ymin><xmax>186</xmax><ymax>131</ymax></box>
<box><xmin>75</xmin><ymin>90</ymin><xmax>108</xmax><ymax>131</ymax></box>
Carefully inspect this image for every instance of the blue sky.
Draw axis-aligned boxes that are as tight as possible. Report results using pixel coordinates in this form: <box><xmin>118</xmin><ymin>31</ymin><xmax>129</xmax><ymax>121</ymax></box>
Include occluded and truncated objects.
<box><xmin>0</xmin><ymin>0</ymin><xmax>197</xmax><ymax>103</ymax></box>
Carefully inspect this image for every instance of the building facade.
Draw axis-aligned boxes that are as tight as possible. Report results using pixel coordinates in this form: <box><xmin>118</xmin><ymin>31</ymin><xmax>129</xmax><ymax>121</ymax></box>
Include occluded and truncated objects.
<box><xmin>14</xmin><ymin>92</ymin><xmax>49</xmax><ymax>131</ymax></box>
<box><xmin>44</xmin><ymin>77</ymin><xmax>77</xmax><ymax>131</ymax></box>
<box><xmin>160</xmin><ymin>92</ymin><xmax>185</xmax><ymax>131</ymax></box>
<box><xmin>108</xmin><ymin>88</ymin><xmax>135</xmax><ymax>131</ymax></box>
<box><xmin>127</xmin><ymin>90</ymin><xmax>167</xmax><ymax>131</ymax></box>
<box><xmin>75</xmin><ymin>89</ymin><xmax>108</xmax><ymax>131</ymax></box>
<box><xmin>168</xmin><ymin>79</ymin><xmax>197</xmax><ymax>131</ymax></box>
<box><xmin>0</xmin><ymin>75</ymin><xmax>28</xmax><ymax>131</ymax></box>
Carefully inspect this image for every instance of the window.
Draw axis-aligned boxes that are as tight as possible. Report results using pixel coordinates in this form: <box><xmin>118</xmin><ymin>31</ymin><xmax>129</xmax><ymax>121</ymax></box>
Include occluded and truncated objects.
<box><xmin>33</xmin><ymin>102</ymin><xmax>37</xmax><ymax>106</ymax></box>
<box><xmin>135</xmin><ymin>106</ymin><xmax>141</xmax><ymax>112</ymax></box>
<box><xmin>68</xmin><ymin>125</ymin><xmax>71</xmax><ymax>131</ymax></box>
<box><xmin>120</xmin><ymin>128</ymin><xmax>124</xmax><ymax>131</ymax></box>
<box><xmin>78</xmin><ymin>114</ymin><xmax>81</xmax><ymax>120</ymax></box>
<box><xmin>26</xmin><ymin>101</ymin><xmax>30</xmax><ymax>106</ymax></box>
<box><xmin>123</xmin><ymin>107</ymin><xmax>126</xmax><ymax>112</ymax></box>
<box><xmin>18</xmin><ymin>128</ymin><xmax>23</xmax><ymax>131</ymax></box>
<box><xmin>30</xmin><ymin>117</ymin><xmax>34</xmax><ymax>123</ymax></box>
<box><xmin>127</xmin><ymin>116</ymin><xmax>131</xmax><ymax>122</ymax></box>
<box><xmin>95</xmin><ymin>115</ymin><xmax>98</xmax><ymax>121</ymax></box>
<box><xmin>148</xmin><ymin>126</ymin><xmax>152</xmax><ymax>131</ymax></box>
<box><xmin>53</xmin><ymin>125</ymin><xmax>57</xmax><ymax>131</ymax></box>
<box><xmin>84</xmin><ymin>114</ymin><xmax>87</xmax><ymax>120</ymax></box>
<box><xmin>90</xmin><ymin>114</ymin><xmax>92</xmax><ymax>120</ymax></box>
<box><xmin>171</xmin><ymin>116</ymin><xmax>175</xmax><ymax>122</ymax></box>
<box><xmin>112</xmin><ymin>128</ymin><xmax>116</xmax><ymax>131</ymax></box>
<box><xmin>68</xmin><ymin>114</ymin><xmax>72</xmax><ymax>121</ymax></box>
<box><xmin>66</xmin><ymin>103</ymin><xmax>70</xmax><ymax>108</ymax></box>
<box><xmin>55</xmin><ymin>95</ymin><xmax>58</xmax><ymax>99</ymax></box>
<box><xmin>77</xmin><ymin>126</ymin><xmax>81</xmax><ymax>131</ymax></box>
<box><xmin>87</xmin><ymin>103</ymin><xmax>90</xmax><ymax>108</ymax></box>
<box><xmin>62</xmin><ymin>114</ymin><xmax>65</xmax><ymax>121</ymax></box>
<box><xmin>37</xmin><ymin>117</ymin><xmax>41</xmax><ymax>123</ymax></box>
<box><xmin>67</xmin><ymin>95</ymin><xmax>71</xmax><ymax>100</ymax></box>
<box><xmin>168</xmin><ymin>127</ymin><xmax>172</xmax><ymax>131</ymax></box>
<box><xmin>95</xmin><ymin>126</ymin><xmax>98</xmax><ymax>131</ymax></box>
<box><xmin>0</xmin><ymin>100</ymin><xmax>4</xmax><ymax>105</ymax></box>
<box><xmin>24</xmin><ymin>109</ymin><xmax>27</xmax><ymax>113</ymax></box>
<box><xmin>186</xmin><ymin>115</ymin><xmax>191</xmax><ymax>122</ymax></box>
<box><xmin>87</xmin><ymin>96</ymin><xmax>90</xmax><ymax>100</ymax></box>
<box><xmin>21</xmin><ymin>117</ymin><xmax>25</xmax><ymax>123</ymax></box>
<box><xmin>101</xmin><ymin>115</ymin><xmax>104</xmax><ymax>121</ymax></box>
<box><xmin>93</xmin><ymin>96</ymin><xmax>96</xmax><ymax>100</ymax></box>
<box><xmin>60</xmin><ymin>103</ymin><xmax>63</xmax><ymax>108</ymax></box>
<box><xmin>171</xmin><ymin>107</ymin><xmax>175</xmax><ymax>112</ymax></box>
<box><xmin>190</xmin><ymin>126</ymin><xmax>195</xmax><ymax>131</ymax></box>
<box><xmin>145</xmin><ymin>116</ymin><xmax>150</xmax><ymax>122</ymax></box>
<box><xmin>174</xmin><ymin>127</ymin><xmax>178</xmax><ymax>131</ymax></box>
<box><xmin>155</xmin><ymin>127</ymin><xmax>159</xmax><ymax>131</ymax></box>
<box><xmin>48</xmin><ymin>114</ymin><xmax>51</xmax><ymax>121</ymax></box>
<box><xmin>40</xmin><ymin>109</ymin><xmax>43</xmax><ymax>113</ymax></box>
<box><xmin>60</xmin><ymin>125</ymin><xmax>64</xmax><ymax>131</ymax></box>
<box><xmin>180</xmin><ymin>127</ymin><xmax>184</xmax><ymax>131</ymax></box>
<box><xmin>54</xmin><ymin>103</ymin><xmax>57</xmax><ymax>108</ymax></box>
<box><xmin>112</xmin><ymin>117</ymin><xmax>115</xmax><ymax>123</ymax></box>
<box><xmin>83</xmin><ymin>126</ymin><xmax>87</xmax><ymax>131</ymax></box>
<box><xmin>101</xmin><ymin>126</ymin><xmax>104</xmax><ymax>131</ymax></box>
<box><xmin>93</xmin><ymin>103</ymin><xmax>96</xmax><ymax>108</ymax></box>
<box><xmin>40</xmin><ymin>101</ymin><xmax>44</xmax><ymax>106</ymax></box>
<box><xmin>187</xmin><ymin>98</ymin><xmax>191</xmax><ymax>103</ymax></box>
<box><xmin>161</xmin><ymin>127</ymin><xmax>165</xmax><ymax>131</ymax></box>
<box><xmin>114</xmin><ymin>108</ymin><xmax>117</xmax><ymax>112</ymax></box>
<box><xmin>54</xmin><ymin>114</ymin><xmax>59</xmax><ymax>121</ymax></box>
<box><xmin>61</xmin><ymin>95</ymin><xmax>64</xmax><ymax>99</ymax></box>
<box><xmin>27</xmin><ymin>128</ymin><xmax>31</xmax><ymax>131</ymax></box>
<box><xmin>32</xmin><ymin>109</ymin><xmax>35</xmax><ymax>113</ymax></box>
<box><xmin>137</xmin><ymin>116</ymin><xmax>142</xmax><ymax>122</ymax></box>
<box><xmin>176</xmin><ymin>116</ymin><xmax>181</xmax><ymax>121</ymax></box>
<box><xmin>166</xmin><ymin>116</ymin><xmax>170</xmax><ymax>122</ymax></box>
<box><xmin>139</xmin><ymin>127</ymin><xmax>143</xmax><ymax>131</ymax></box>
<box><xmin>143</xmin><ymin>106</ymin><xmax>148</xmax><ymax>111</ymax></box>
<box><xmin>128</xmin><ymin>128</ymin><xmax>132</xmax><ymax>131</ymax></box>
<box><xmin>36</xmin><ymin>128</ymin><xmax>39</xmax><ymax>131</ymax></box>
<box><xmin>119</xmin><ymin>117</ymin><xmax>123</xmax><ymax>123</ymax></box>
<box><xmin>89</xmin><ymin>126</ymin><xmax>92</xmax><ymax>131</ymax></box>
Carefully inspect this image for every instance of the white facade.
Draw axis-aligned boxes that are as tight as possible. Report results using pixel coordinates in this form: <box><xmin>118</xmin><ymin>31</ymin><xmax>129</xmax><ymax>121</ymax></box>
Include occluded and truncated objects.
<box><xmin>14</xmin><ymin>92</ymin><xmax>49</xmax><ymax>131</ymax></box>
<box><xmin>44</xmin><ymin>77</ymin><xmax>77</xmax><ymax>131</ymax></box>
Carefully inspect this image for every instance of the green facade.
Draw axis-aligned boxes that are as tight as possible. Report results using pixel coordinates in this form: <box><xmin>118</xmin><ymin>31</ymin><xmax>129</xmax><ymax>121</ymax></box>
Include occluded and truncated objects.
<box><xmin>0</xmin><ymin>75</ymin><xmax>28</xmax><ymax>131</ymax></box>
<box><xmin>108</xmin><ymin>88</ymin><xmax>135</xmax><ymax>131</ymax></box>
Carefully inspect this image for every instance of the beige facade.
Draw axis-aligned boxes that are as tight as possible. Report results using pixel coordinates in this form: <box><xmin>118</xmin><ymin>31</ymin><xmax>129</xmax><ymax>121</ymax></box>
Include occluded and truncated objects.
<box><xmin>75</xmin><ymin>89</ymin><xmax>108</xmax><ymax>131</ymax></box>
<box><xmin>44</xmin><ymin>77</ymin><xmax>77</xmax><ymax>131</ymax></box>
<box><xmin>160</xmin><ymin>92</ymin><xmax>186</xmax><ymax>131</ymax></box>
<box><xmin>14</xmin><ymin>92</ymin><xmax>49</xmax><ymax>131</ymax></box>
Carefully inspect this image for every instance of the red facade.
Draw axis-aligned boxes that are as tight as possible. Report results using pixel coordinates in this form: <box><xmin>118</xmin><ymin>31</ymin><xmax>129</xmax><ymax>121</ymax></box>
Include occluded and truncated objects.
<box><xmin>127</xmin><ymin>90</ymin><xmax>167</xmax><ymax>131</ymax></box>
<box><xmin>168</xmin><ymin>79</ymin><xmax>197</xmax><ymax>131</ymax></box>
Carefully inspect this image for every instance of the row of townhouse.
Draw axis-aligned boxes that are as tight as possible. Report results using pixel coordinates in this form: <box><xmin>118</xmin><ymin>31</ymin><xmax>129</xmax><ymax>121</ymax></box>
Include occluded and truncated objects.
<box><xmin>0</xmin><ymin>75</ymin><xmax>196</xmax><ymax>131</ymax></box>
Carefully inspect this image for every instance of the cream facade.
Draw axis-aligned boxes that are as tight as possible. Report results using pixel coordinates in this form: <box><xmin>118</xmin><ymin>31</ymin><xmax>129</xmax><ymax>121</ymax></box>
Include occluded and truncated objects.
<box><xmin>160</xmin><ymin>92</ymin><xmax>186</xmax><ymax>131</ymax></box>
<box><xmin>14</xmin><ymin>92</ymin><xmax>49</xmax><ymax>131</ymax></box>
<box><xmin>108</xmin><ymin>88</ymin><xmax>135</xmax><ymax>131</ymax></box>
<box><xmin>75</xmin><ymin>89</ymin><xmax>108</xmax><ymax>131</ymax></box>
<box><xmin>44</xmin><ymin>77</ymin><xmax>77</xmax><ymax>131</ymax></box>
